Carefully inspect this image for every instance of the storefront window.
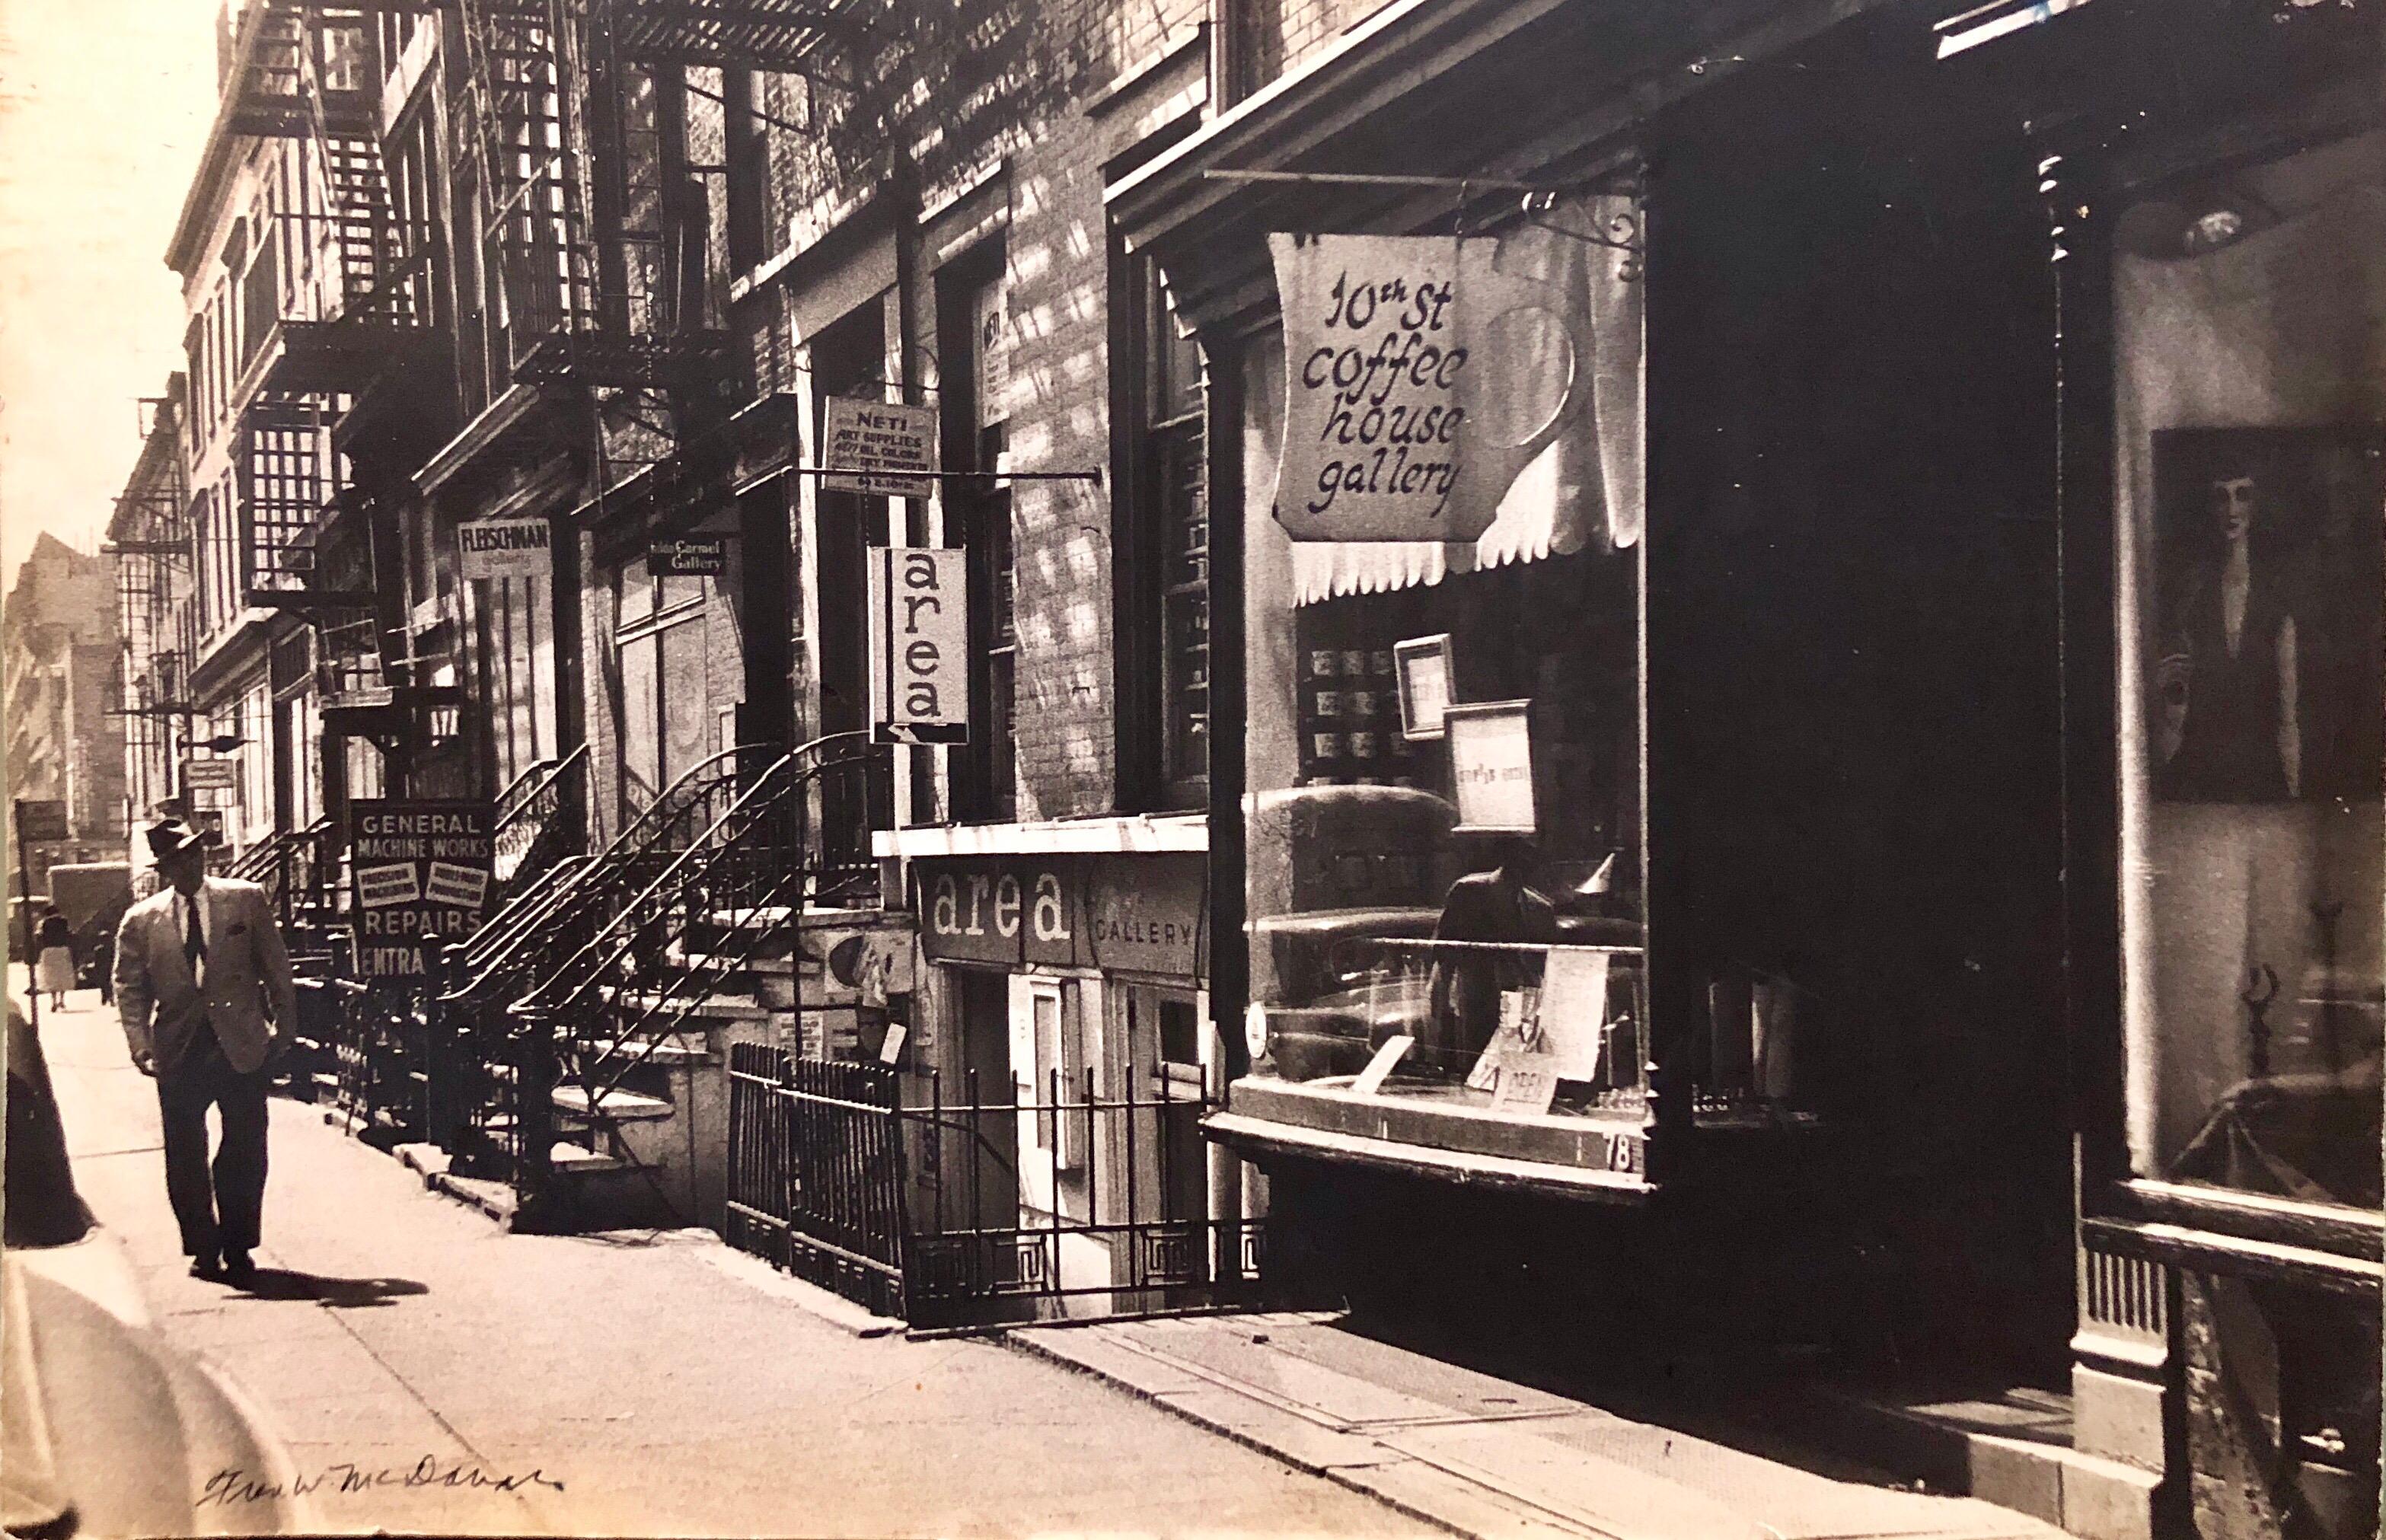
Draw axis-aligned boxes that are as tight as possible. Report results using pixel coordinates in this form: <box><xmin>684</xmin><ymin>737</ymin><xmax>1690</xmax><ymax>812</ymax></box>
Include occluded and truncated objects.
<box><xmin>1239</xmin><ymin>202</ymin><xmax>1657</xmax><ymax>1131</ymax></box>
<box><xmin>2113</xmin><ymin>129</ymin><xmax>2384</xmax><ymax>1210</ymax></box>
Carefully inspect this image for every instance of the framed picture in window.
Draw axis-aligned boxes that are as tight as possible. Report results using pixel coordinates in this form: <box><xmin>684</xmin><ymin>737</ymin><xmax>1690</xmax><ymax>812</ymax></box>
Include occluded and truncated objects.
<box><xmin>1394</xmin><ymin>633</ymin><xmax>1456</xmax><ymax>741</ymax></box>
<box><xmin>1446</xmin><ymin>700</ymin><xmax>1536</xmax><ymax>833</ymax></box>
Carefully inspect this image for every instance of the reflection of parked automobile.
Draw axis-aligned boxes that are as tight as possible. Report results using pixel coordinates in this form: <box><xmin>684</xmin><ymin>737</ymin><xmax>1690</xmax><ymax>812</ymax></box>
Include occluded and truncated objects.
<box><xmin>3</xmin><ymin>1005</ymin><xmax>308</xmax><ymax>1537</ymax></box>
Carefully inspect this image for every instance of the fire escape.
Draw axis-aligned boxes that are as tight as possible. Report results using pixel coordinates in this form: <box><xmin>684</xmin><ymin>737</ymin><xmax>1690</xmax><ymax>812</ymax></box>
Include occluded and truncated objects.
<box><xmin>457</xmin><ymin>0</ymin><xmax>735</xmax><ymax>394</ymax></box>
<box><xmin>104</xmin><ymin>396</ymin><xmax>197</xmax><ymax>833</ymax></box>
<box><xmin>223</xmin><ymin>2</ymin><xmax>458</xmax><ymax>745</ymax></box>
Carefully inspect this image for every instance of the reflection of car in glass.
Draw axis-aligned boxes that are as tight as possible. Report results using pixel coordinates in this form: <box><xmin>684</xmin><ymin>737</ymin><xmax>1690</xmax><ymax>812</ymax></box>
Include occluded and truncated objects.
<box><xmin>1246</xmin><ymin>785</ymin><xmax>1644</xmax><ymax>1085</ymax></box>
<box><xmin>4</xmin><ymin>1005</ymin><xmax>308</xmax><ymax>1537</ymax></box>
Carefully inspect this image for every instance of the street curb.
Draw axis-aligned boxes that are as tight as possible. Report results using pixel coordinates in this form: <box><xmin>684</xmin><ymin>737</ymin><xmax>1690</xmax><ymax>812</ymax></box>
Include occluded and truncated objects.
<box><xmin>999</xmin><ymin>1326</ymin><xmax>1480</xmax><ymax>1540</ymax></box>
<box><xmin>391</xmin><ymin>1140</ymin><xmax>522</xmax><ymax>1228</ymax></box>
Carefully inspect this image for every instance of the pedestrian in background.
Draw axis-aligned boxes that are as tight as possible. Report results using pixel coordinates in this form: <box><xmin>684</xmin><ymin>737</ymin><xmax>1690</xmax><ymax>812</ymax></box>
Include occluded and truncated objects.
<box><xmin>113</xmin><ymin>819</ymin><xmax>295</xmax><ymax>1287</ymax></box>
<box><xmin>33</xmin><ymin>907</ymin><xmax>74</xmax><ymax>1012</ymax></box>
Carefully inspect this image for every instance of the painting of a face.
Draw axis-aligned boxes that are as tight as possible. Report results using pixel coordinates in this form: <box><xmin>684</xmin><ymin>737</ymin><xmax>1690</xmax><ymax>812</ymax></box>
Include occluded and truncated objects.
<box><xmin>2210</xmin><ymin>474</ymin><xmax>2257</xmax><ymax>541</ymax></box>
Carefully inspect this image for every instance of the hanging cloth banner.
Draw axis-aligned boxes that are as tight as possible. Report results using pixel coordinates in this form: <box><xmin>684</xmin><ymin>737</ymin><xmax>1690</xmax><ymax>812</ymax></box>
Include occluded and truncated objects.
<box><xmin>1270</xmin><ymin>229</ymin><xmax>1596</xmax><ymax>543</ymax></box>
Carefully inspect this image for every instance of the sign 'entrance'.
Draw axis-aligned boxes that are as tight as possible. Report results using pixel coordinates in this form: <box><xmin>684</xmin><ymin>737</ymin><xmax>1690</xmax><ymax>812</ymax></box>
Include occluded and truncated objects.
<box><xmin>866</xmin><ymin>547</ymin><xmax>969</xmax><ymax>744</ymax></box>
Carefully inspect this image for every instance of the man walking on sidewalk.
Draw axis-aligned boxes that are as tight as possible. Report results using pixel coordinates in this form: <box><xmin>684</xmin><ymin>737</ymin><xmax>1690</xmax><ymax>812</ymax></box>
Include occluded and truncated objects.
<box><xmin>113</xmin><ymin>818</ymin><xmax>296</xmax><ymax>1287</ymax></box>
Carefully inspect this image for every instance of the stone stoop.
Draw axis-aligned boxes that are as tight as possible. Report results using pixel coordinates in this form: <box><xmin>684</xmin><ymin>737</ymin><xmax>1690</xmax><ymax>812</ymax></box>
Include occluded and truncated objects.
<box><xmin>1791</xmin><ymin>1385</ymin><xmax>2164</xmax><ymax>1540</ymax></box>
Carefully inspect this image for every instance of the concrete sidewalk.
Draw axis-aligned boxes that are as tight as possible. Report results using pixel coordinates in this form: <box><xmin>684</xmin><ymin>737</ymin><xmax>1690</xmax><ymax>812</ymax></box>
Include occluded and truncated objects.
<box><xmin>35</xmin><ymin>988</ymin><xmax>1437</xmax><ymax>1537</ymax></box>
<box><xmin>1011</xmin><ymin>1315</ymin><xmax>2067</xmax><ymax>1540</ymax></box>
<box><xmin>37</xmin><ymin>976</ymin><xmax>2066</xmax><ymax>1540</ymax></box>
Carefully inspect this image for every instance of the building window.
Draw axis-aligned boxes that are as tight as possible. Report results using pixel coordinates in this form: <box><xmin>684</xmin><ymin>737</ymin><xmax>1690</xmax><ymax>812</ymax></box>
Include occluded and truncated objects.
<box><xmin>1236</xmin><ymin>195</ymin><xmax>1651</xmax><ymax>1145</ymax></box>
<box><xmin>941</xmin><ymin>248</ymin><xmax>1016</xmax><ymax>821</ymax></box>
<box><xmin>1118</xmin><ymin>253</ymin><xmax>1209</xmax><ymax>810</ymax></box>
<box><xmin>2110</xmin><ymin>128</ymin><xmax>2384</xmax><ymax>1213</ymax></box>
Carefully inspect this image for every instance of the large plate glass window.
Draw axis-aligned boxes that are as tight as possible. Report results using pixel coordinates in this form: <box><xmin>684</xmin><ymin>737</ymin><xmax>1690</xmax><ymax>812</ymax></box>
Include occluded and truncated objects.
<box><xmin>2111</xmin><ymin>128</ymin><xmax>2384</xmax><ymax>1213</ymax></box>
<box><xmin>1239</xmin><ymin>196</ymin><xmax>1656</xmax><ymax>1132</ymax></box>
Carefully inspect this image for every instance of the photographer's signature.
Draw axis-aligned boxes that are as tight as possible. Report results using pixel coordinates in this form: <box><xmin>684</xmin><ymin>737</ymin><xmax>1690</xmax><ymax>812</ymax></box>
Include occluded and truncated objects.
<box><xmin>200</xmin><ymin>1456</ymin><xmax>565</xmax><ymax>1507</ymax></box>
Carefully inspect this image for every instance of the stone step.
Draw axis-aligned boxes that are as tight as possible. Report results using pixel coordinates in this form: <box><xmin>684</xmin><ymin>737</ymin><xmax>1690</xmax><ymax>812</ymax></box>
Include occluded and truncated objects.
<box><xmin>595</xmin><ymin>982</ymin><xmax>770</xmax><ymax>1022</ymax></box>
<box><xmin>548</xmin><ymin>1140</ymin><xmax>630</xmax><ymax>1176</ymax></box>
<box><xmin>576</xmin><ymin>1038</ymin><xmax>716</xmax><ymax>1069</ymax></box>
<box><xmin>550</xmin><ymin>1084</ymin><xmax>675</xmax><ymax>1123</ymax></box>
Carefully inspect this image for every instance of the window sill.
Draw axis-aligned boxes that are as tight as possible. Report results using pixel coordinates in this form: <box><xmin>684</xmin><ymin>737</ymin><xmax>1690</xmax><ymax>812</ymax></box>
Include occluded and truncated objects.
<box><xmin>1207</xmin><ymin>1074</ymin><xmax>1654</xmax><ymax>1202</ymax></box>
<box><xmin>2091</xmin><ymin>1178</ymin><xmax>2382</xmax><ymax>1263</ymax></box>
<box><xmin>2081</xmin><ymin>1215</ymin><xmax>2381</xmax><ymax>1299</ymax></box>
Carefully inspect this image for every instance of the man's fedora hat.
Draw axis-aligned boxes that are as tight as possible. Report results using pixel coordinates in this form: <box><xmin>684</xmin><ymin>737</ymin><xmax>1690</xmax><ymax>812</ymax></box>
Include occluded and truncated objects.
<box><xmin>145</xmin><ymin>818</ymin><xmax>209</xmax><ymax>860</ymax></box>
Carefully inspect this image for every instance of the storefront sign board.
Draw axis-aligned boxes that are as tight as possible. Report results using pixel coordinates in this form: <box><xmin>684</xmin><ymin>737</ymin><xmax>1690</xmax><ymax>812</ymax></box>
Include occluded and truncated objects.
<box><xmin>919</xmin><ymin>858</ymin><xmax>1085</xmax><ymax>969</ymax></box>
<box><xmin>12</xmin><ymin>800</ymin><xmax>69</xmax><ymax>842</ymax></box>
<box><xmin>822</xmin><ymin>397</ymin><xmax>938</xmax><ymax>498</ymax></box>
<box><xmin>1270</xmin><ymin>232</ymin><xmax>1588</xmax><ymax>542</ymax></box>
<box><xmin>651</xmin><ymin>537</ymin><xmax>729</xmax><ymax>577</ymax></box>
<box><xmin>1084</xmin><ymin>853</ymin><xmax>1207</xmax><ymax>983</ymax></box>
<box><xmin>348</xmin><ymin>799</ymin><xmax>493</xmax><ymax>979</ymax></box>
<box><xmin>458</xmin><ymin>518</ymin><xmax>552</xmax><ymax>581</ymax></box>
<box><xmin>867</xmin><ymin>546</ymin><xmax>969</xmax><ymax>744</ymax></box>
<box><xmin>185</xmin><ymin>758</ymin><xmax>240</xmax><ymax>792</ymax></box>
<box><xmin>918</xmin><ymin>855</ymin><xmax>1212</xmax><ymax>975</ymax></box>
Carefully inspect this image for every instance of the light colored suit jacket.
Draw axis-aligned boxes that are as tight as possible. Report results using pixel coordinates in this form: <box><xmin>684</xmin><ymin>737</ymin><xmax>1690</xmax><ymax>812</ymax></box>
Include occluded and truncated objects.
<box><xmin>113</xmin><ymin>879</ymin><xmax>298</xmax><ymax>1076</ymax></box>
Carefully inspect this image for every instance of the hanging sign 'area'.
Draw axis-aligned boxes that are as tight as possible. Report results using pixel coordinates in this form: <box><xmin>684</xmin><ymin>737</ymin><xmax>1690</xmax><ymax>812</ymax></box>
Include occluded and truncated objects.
<box><xmin>1269</xmin><ymin>231</ymin><xmax>1592</xmax><ymax>542</ymax></box>
<box><xmin>867</xmin><ymin>546</ymin><xmax>969</xmax><ymax>744</ymax></box>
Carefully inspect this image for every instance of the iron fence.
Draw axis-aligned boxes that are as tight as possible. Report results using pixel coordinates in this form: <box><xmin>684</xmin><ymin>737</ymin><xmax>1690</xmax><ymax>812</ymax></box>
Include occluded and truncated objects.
<box><xmin>726</xmin><ymin>1043</ymin><xmax>1272</xmax><ymax>1329</ymax></box>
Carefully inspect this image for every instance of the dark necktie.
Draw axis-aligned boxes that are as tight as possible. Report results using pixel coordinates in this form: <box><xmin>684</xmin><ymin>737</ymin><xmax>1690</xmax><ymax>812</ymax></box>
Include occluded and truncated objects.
<box><xmin>183</xmin><ymin>892</ymin><xmax>206</xmax><ymax>978</ymax></box>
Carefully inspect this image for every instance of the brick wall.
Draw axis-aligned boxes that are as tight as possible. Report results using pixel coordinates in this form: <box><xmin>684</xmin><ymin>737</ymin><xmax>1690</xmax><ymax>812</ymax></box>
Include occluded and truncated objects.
<box><xmin>710</xmin><ymin>0</ymin><xmax>1207</xmax><ymax>821</ymax></box>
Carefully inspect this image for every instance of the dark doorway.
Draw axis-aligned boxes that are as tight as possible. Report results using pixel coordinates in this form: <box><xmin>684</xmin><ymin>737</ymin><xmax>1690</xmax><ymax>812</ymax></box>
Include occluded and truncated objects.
<box><xmin>1646</xmin><ymin>12</ymin><xmax>2069</xmax><ymax>1380</ymax></box>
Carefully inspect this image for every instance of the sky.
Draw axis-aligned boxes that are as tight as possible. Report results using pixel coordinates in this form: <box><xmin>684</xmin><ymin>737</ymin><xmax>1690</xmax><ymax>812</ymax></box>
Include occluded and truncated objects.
<box><xmin>0</xmin><ymin>0</ymin><xmax>224</xmax><ymax>592</ymax></box>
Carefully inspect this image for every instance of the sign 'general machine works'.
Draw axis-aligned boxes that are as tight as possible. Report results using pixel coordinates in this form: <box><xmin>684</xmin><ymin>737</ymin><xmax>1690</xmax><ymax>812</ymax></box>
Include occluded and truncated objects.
<box><xmin>348</xmin><ymin>799</ymin><xmax>493</xmax><ymax>979</ymax></box>
<box><xmin>1269</xmin><ymin>231</ymin><xmax>1590</xmax><ymax>542</ymax></box>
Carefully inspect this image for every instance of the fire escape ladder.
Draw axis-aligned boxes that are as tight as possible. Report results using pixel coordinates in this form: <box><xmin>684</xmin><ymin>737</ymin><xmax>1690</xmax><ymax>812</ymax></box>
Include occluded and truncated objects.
<box><xmin>458</xmin><ymin>0</ymin><xmax>601</xmax><ymax>379</ymax></box>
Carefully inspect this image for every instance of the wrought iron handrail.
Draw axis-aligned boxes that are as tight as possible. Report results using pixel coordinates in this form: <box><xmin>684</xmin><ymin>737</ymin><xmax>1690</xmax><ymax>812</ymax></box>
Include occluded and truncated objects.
<box><xmin>493</xmin><ymin>742</ymin><xmax>589</xmax><ymax>885</ymax></box>
<box><xmin>564</xmin><ymin>740</ymin><xmax>881</xmax><ymax>1111</ymax></box>
<box><xmin>229</xmin><ymin>818</ymin><xmax>336</xmax><ymax>928</ymax></box>
<box><xmin>452</xmin><ymin>740</ymin><xmax>757</xmax><ymax>992</ymax></box>
<box><xmin>513</xmin><ymin>731</ymin><xmax>873</xmax><ymax>1019</ymax></box>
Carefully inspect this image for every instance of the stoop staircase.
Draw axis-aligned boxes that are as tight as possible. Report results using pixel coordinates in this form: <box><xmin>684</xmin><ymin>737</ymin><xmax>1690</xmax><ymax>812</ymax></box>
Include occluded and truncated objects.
<box><xmin>439</xmin><ymin>732</ymin><xmax>889</xmax><ymax>1232</ymax></box>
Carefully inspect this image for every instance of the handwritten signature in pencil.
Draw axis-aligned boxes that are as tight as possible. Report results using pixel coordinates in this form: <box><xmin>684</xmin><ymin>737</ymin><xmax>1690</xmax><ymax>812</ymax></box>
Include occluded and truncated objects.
<box><xmin>199</xmin><ymin>1456</ymin><xmax>565</xmax><ymax>1507</ymax></box>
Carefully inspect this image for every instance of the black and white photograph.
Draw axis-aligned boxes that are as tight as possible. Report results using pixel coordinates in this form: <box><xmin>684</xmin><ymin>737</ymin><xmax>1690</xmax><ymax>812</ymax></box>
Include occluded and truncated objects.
<box><xmin>0</xmin><ymin>1</ymin><xmax>2378</xmax><ymax>1538</ymax></box>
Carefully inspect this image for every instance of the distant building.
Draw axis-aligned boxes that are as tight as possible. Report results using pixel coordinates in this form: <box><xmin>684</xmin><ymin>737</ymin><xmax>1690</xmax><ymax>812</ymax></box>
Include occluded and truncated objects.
<box><xmin>4</xmin><ymin>533</ymin><xmax>126</xmax><ymax>894</ymax></box>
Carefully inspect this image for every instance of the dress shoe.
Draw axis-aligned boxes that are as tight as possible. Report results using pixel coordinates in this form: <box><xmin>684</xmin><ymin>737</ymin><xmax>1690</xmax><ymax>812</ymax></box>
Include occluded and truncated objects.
<box><xmin>223</xmin><ymin>1251</ymin><xmax>257</xmax><ymax>1287</ymax></box>
<box><xmin>188</xmin><ymin>1252</ymin><xmax>223</xmax><ymax>1280</ymax></box>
